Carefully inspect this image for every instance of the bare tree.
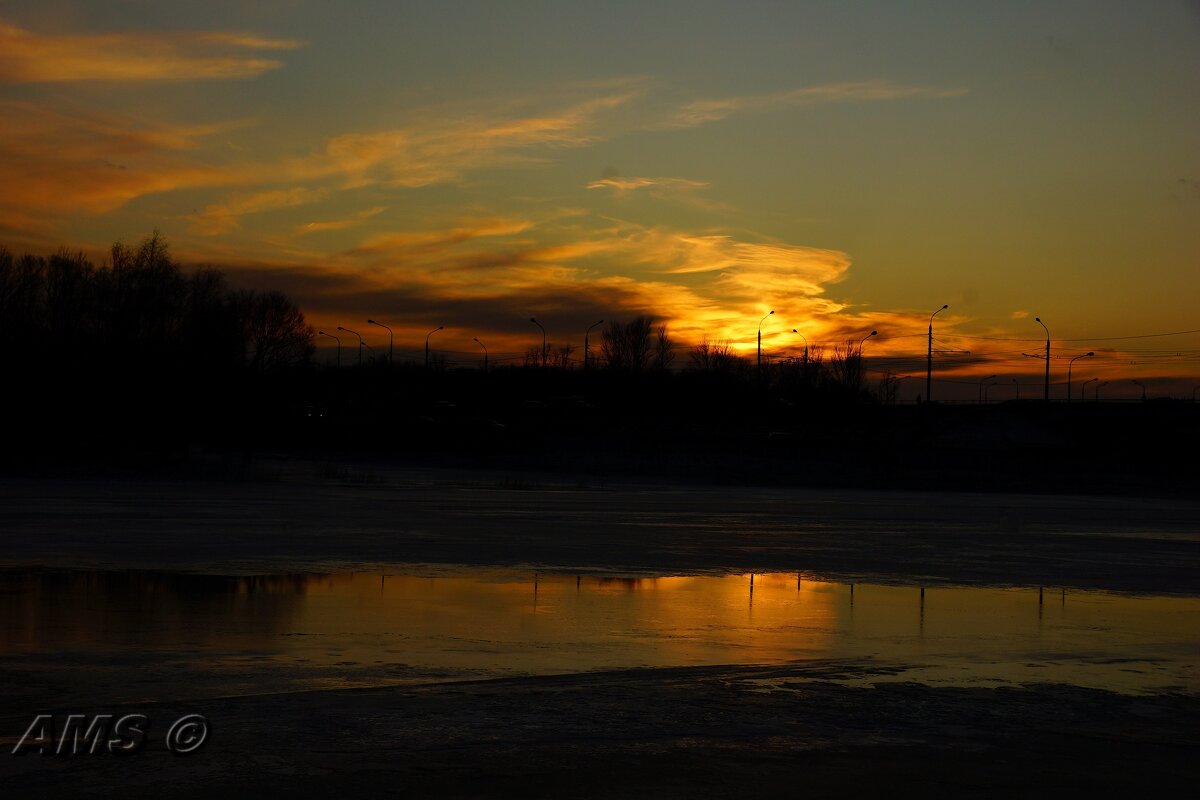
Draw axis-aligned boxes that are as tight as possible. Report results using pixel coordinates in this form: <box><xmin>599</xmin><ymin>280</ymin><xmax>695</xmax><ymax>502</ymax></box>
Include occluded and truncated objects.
<box><xmin>601</xmin><ymin>316</ymin><xmax>654</xmax><ymax>371</ymax></box>
<box><xmin>689</xmin><ymin>336</ymin><xmax>736</xmax><ymax>373</ymax></box>
<box><xmin>240</xmin><ymin>289</ymin><xmax>315</xmax><ymax>373</ymax></box>
<box><xmin>654</xmin><ymin>324</ymin><xmax>675</xmax><ymax>371</ymax></box>
<box><xmin>829</xmin><ymin>340</ymin><xmax>866</xmax><ymax>393</ymax></box>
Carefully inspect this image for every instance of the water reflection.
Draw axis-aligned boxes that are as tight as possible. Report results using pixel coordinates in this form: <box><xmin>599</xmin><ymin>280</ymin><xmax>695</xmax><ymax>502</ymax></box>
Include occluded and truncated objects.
<box><xmin>0</xmin><ymin>569</ymin><xmax>1196</xmax><ymax>708</ymax></box>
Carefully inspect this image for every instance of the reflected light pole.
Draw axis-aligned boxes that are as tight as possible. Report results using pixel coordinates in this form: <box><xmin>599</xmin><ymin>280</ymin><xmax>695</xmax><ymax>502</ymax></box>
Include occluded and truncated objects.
<box><xmin>425</xmin><ymin>325</ymin><xmax>443</xmax><ymax>369</ymax></box>
<box><xmin>367</xmin><ymin>319</ymin><xmax>393</xmax><ymax>364</ymax></box>
<box><xmin>1132</xmin><ymin>379</ymin><xmax>1146</xmax><ymax>402</ymax></box>
<box><xmin>584</xmin><ymin>319</ymin><xmax>604</xmax><ymax>371</ymax></box>
<box><xmin>529</xmin><ymin>317</ymin><xmax>546</xmax><ymax>367</ymax></box>
<box><xmin>757</xmin><ymin>310</ymin><xmax>774</xmax><ymax>371</ymax></box>
<box><xmin>337</xmin><ymin>326</ymin><xmax>364</xmax><ymax>367</ymax></box>
<box><xmin>791</xmin><ymin>329</ymin><xmax>808</xmax><ymax>367</ymax></box>
<box><xmin>1067</xmin><ymin>352</ymin><xmax>1094</xmax><ymax>402</ymax></box>
<box><xmin>473</xmin><ymin>337</ymin><xmax>487</xmax><ymax>371</ymax></box>
<box><xmin>927</xmin><ymin>304</ymin><xmax>948</xmax><ymax>402</ymax></box>
<box><xmin>1035</xmin><ymin>317</ymin><xmax>1050</xmax><ymax>401</ymax></box>
<box><xmin>977</xmin><ymin>374</ymin><xmax>996</xmax><ymax>404</ymax></box>
<box><xmin>318</xmin><ymin>330</ymin><xmax>341</xmax><ymax>368</ymax></box>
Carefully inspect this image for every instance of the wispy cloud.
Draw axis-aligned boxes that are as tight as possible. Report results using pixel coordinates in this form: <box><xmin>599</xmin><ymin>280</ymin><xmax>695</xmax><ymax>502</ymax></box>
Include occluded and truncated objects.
<box><xmin>0</xmin><ymin>18</ymin><xmax>303</xmax><ymax>83</ymax></box>
<box><xmin>0</xmin><ymin>100</ymin><xmax>241</xmax><ymax>216</ymax></box>
<box><xmin>190</xmin><ymin>187</ymin><xmax>329</xmax><ymax>235</ymax></box>
<box><xmin>587</xmin><ymin>176</ymin><xmax>710</xmax><ymax>193</ymax></box>
<box><xmin>668</xmin><ymin>80</ymin><xmax>967</xmax><ymax>127</ymax></box>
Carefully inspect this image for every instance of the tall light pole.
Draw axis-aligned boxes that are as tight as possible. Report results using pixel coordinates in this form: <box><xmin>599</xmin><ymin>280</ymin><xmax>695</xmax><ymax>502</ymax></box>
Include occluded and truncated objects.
<box><xmin>1067</xmin><ymin>352</ymin><xmax>1094</xmax><ymax>402</ymax></box>
<box><xmin>1132</xmin><ymin>379</ymin><xmax>1146</xmax><ymax>401</ymax></box>
<box><xmin>473</xmin><ymin>337</ymin><xmax>487</xmax><ymax>371</ymax></box>
<box><xmin>425</xmin><ymin>325</ymin><xmax>443</xmax><ymax>369</ymax></box>
<box><xmin>529</xmin><ymin>317</ymin><xmax>546</xmax><ymax>367</ymax></box>
<box><xmin>1035</xmin><ymin>317</ymin><xmax>1050</xmax><ymax>402</ymax></box>
<box><xmin>757</xmin><ymin>310</ymin><xmax>774</xmax><ymax>371</ymax></box>
<box><xmin>1081</xmin><ymin>377</ymin><xmax>1097</xmax><ymax>401</ymax></box>
<box><xmin>927</xmin><ymin>304</ymin><xmax>948</xmax><ymax>403</ymax></box>
<box><xmin>1096</xmin><ymin>380</ymin><xmax>1108</xmax><ymax>401</ymax></box>
<box><xmin>984</xmin><ymin>378</ymin><xmax>1001</xmax><ymax>404</ymax></box>
<box><xmin>367</xmin><ymin>319</ymin><xmax>393</xmax><ymax>365</ymax></box>
<box><xmin>791</xmin><ymin>329</ymin><xmax>808</xmax><ymax>367</ymax></box>
<box><xmin>584</xmin><ymin>319</ymin><xmax>604</xmax><ymax>371</ymax></box>
<box><xmin>977</xmin><ymin>374</ymin><xmax>996</xmax><ymax>404</ymax></box>
<box><xmin>318</xmin><ymin>330</ymin><xmax>341</xmax><ymax>368</ymax></box>
<box><xmin>1012</xmin><ymin>377</ymin><xmax>1019</xmax><ymax>401</ymax></box>
<box><xmin>337</xmin><ymin>326</ymin><xmax>364</xmax><ymax>366</ymax></box>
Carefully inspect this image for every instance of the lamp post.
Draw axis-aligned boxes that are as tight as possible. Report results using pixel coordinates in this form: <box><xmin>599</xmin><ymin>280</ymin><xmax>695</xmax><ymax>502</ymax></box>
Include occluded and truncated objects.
<box><xmin>859</xmin><ymin>330</ymin><xmax>878</xmax><ymax>351</ymax></box>
<box><xmin>984</xmin><ymin>378</ymin><xmax>1001</xmax><ymax>404</ymax></box>
<box><xmin>362</xmin><ymin>341</ymin><xmax>375</xmax><ymax>366</ymax></box>
<box><xmin>791</xmin><ymin>329</ymin><xmax>809</xmax><ymax>367</ymax></box>
<box><xmin>757</xmin><ymin>310</ymin><xmax>774</xmax><ymax>371</ymax></box>
<box><xmin>1132</xmin><ymin>379</ymin><xmax>1146</xmax><ymax>402</ymax></box>
<box><xmin>1067</xmin><ymin>352</ymin><xmax>1094</xmax><ymax>402</ymax></box>
<box><xmin>473</xmin><ymin>338</ymin><xmax>487</xmax><ymax>371</ymax></box>
<box><xmin>529</xmin><ymin>317</ymin><xmax>546</xmax><ymax>367</ymax></box>
<box><xmin>337</xmin><ymin>326</ymin><xmax>364</xmax><ymax>367</ymax></box>
<box><xmin>927</xmin><ymin>304</ymin><xmax>948</xmax><ymax>403</ymax></box>
<box><xmin>318</xmin><ymin>330</ymin><xmax>341</xmax><ymax>368</ymax></box>
<box><xmin>1081</xmin><ymin>377</ymin><xmax>1097</xmax><ymax>402</ymax></box>
<box><xmin>977</xmin><ymin>374</ymin><xmax>996</xmax><ymax>404</ymax></box>
<box><xmin>1096</xmin><ymin>381</ymin><xmax>1108</xmax><ymax>401</ymax></box>
<box><xmin>1012</xmin><ymin>377</ymin><xmax>1019</xmax><ymax>401</ymax></box>
<box><xmin>584</xmin><ymin>319</ymin><xmax>604</xmax><ymax>371</ymax></box>
<box><xmin>425</xmin><ymin>325</ymin><xmax>443</xmax><ymax>369</ymax></box>
<box><xmin>367</xmin><ymin>319</ymin><xmax>393</xmax><ymax>364</ymax></box>
<box><xmin>1035</xmin><ymin>317</ymin><xmax>1050</xmax><ymax>402</ymax></box>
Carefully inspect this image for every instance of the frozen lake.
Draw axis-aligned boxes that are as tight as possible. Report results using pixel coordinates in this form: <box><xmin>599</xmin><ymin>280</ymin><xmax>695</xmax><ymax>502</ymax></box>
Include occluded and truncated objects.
<box><xmin>2</xmin><ymin>567</ymin><xmax>1196</xmax><ymax>709</ymax></box>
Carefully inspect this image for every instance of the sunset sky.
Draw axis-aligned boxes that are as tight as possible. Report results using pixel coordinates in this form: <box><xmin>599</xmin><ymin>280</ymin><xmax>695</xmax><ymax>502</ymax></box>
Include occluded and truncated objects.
<box><xmin>2</xmin><ymin>1</ymin><xmax>1197</xmax><ymax>395</ymax></box>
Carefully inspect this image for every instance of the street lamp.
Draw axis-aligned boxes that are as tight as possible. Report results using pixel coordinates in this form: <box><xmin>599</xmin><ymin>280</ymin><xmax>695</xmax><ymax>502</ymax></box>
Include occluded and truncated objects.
<box><xmin>337</xmin><ymin>326</ymin><xmax>364</xmax><ymax>367</ymax></box>
<box><xmin>367</xmin><ymin>319</ymin><xmax>393</xmax><ymax>364</ymax></box>
<box><xmin>977</xmin><ymin>374</ymin><xmax>996</xmax><ymax>404</ymax></box>
<box><xmin>529</xmin><ymin>317</ymin><xmax>546</xmax><ymax>367</ymax></box>
<box><xmin>1132</xmin><ymin>379</ymin><xmax>1146</xmax><ymax>402</ymax></box>
<box><xmin>584</xmin><ymin>319</ymin><xmax>604</xmax><ymax>371</ymax></box>
<box><xmin>1067</xmin><ymin>352</ymin><xmax>1094</xmax><ymax>402</ymax></box>
<box><xmin>1081</xmin><ymin>377</ymin><xmax>1098</xmax><ymax>401</ymax></box>
<box><xmin>1096</xmin><ymin>380</ymin><xmax>1108</xmax><ymax>401</ymax></box>
<box><xmin>757</xmin><ymin>310</ymin><xmax>774</xmax><ymax>371</ymax></box>
<box><xmin>473</xmin><ymin>337</ymin><xmax>488</xmax><ymax>371</ymax></box>
<box><xmin>984</xmin><ymin>378</ymin><xmax>1001</xmax><ymax>404</ymax></box>
<box><xmin>1035</xmin><ymin>317</ymin><xmax>1050</xmax><ymax>402</ymax></box>
<box><xmin>1012</xmin><ymin>377</ymin><xmax>1020</xmax><ymax>401</ymax></box>
<box><xmin>791</xmin><ymin>329</ymin><xmax>808</xmax><ymax>367</ymax></box>
<box><xmin>318</xmin><ymin>330</ymin><xmax>341</xmax><ymax>368</ymax></box>
<box><xmin>425</xmin><ymin>325</ymin><xmax>443</xmax><ymax>369</ymax></box>
<box><xmin>362</xmin><ymin>341</ymin><xmax>375</xmax><ymax>366</ymax></box>
<box><xmin>859</xmin><ymin>330</ymin><xmax>878</xmax><ymax>351</ymax></box>
<box><xmin>927</xmin><ymin>304</ymin><xmax>948</xmax><ymax>403</ymax></box>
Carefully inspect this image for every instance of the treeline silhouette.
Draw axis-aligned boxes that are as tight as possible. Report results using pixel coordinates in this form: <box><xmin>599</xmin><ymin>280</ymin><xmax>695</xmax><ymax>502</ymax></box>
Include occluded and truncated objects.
<box><xmin>2</xmin><ymin>235</ymin><xmax>1196</xmax><ymax>495</ymax></box>
<box><xmin>1</xmin><ymin>234</ymin><xmax>313</xmax><ymax>466</ymax></box>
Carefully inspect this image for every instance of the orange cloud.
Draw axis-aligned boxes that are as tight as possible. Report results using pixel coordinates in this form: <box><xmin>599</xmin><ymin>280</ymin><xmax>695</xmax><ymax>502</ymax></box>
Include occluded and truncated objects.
<box><xmin>190</xmin><ymin>187</ymin><xmax>330</xmax><ymax>235</ymax></box>
<box><xmin>0</xmin><ymin>18</ymin><xmax>302</xmax><ymax>83</ymax></box>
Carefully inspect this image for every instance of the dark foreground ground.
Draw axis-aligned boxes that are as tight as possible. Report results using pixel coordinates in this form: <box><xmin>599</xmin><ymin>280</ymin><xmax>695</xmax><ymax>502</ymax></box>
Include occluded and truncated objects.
<box><xmin>3</xmin><ymin>662</ymin><xmax>1197</xmax><ymax>797</ymax></box>
<box><xmin>2</xmin><ymin>464</ymin><xmax>1197</xmax><ymax>795</ymax></box>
